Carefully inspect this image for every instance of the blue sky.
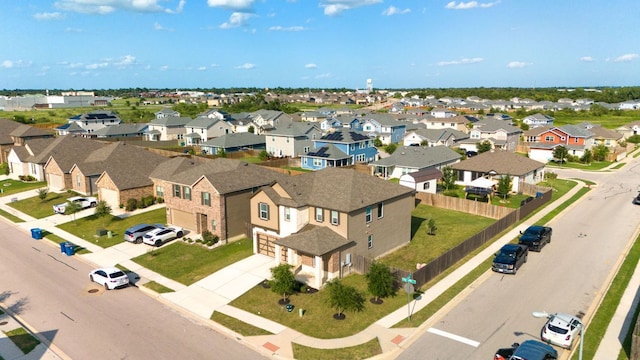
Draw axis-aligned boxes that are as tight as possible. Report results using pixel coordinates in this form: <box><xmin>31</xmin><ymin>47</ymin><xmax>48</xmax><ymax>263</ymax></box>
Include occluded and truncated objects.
<box><xmin>2</xmin><ymin>0</ymin><xmax>639</xmax><ymax>90</ymax></box>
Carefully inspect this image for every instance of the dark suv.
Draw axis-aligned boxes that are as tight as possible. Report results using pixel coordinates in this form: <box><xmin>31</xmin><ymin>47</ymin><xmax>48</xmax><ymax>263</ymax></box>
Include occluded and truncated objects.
<box><xmin>518</xmin><ymin>225</ymin><xmax>552</xmax><ymax>252</ymax></box>
<box><xmin>492</xmin><ymin>244</ymin><xmax>528</xmax><ymax>274</ymax></box>
<box><xmin>495</xmin><ymin>340</ymin><xmax>557</xmax><ymax>360</ymax></box>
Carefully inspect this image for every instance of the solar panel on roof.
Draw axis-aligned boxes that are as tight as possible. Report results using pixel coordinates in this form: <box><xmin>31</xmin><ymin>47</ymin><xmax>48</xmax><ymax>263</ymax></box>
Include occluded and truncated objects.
<box><xmin>307</xmin><ymin>147</ymin><xmax>330</xmax><ymax>157</ymax></box>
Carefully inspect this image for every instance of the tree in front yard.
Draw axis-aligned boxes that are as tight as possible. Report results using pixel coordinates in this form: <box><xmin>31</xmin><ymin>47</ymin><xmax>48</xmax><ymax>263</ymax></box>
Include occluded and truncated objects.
<box><xmin>36</xmin><ymin>188</ymin><xmax>48</xmax><ymax>202</ymax></box>
<box><xmin>366</xmin><ymin>261</ymin><xmax>396</xmax><ymax>304</ymax></box>
<box><xmin>476</xmin><ymin>140</ymin><xmax>492</xmax><ymax>153</ymax></box>
<box><xmin>552</xmin><ymin>146</ymin><xmax>569</xmax><ymax>163</ymax></box>
<box><xmin>592</xmin><ymin>144</ymin><xmax>609</xmax><ymax>162</ymax></box>
<box><xmin>324</xmin><ymin>279</ymin><xmax>365</xmax><ymax>319</ymax></box>
<box><xmin>65</xmin><ymin>201</ymin><xmax>82</xmax><ymax>224</ymax></box>
<box><xmin>269</xmin><ymin>263</ymin><xmax>296</xmax><ymax>305</ymax></box>
<box><xmin>94</xmin><ymin>201</ymin><xmax>112</xmax><ymax>228</ymax></box>
<box><xmin>497</xmin><ymin>174</ymin><xmax>512</xmax><ymax>200</ymax></box>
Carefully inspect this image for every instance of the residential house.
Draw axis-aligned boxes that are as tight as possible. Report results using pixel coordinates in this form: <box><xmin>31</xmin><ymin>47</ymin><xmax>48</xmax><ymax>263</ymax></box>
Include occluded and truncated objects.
<box><xmin>199</xmin><ymin>133</ymin><xmax>266</xmax><ymax>155</ymax></box>
<box><xmin>250</xmin><ymin>167</ymin><xmax>415</xmax><ymax>288</ymax></box>
<box><xmin>521</xmin><ymin>125</ymin><xmax>554</xmax><ymax>143</ymax></box>
<box><xmin>55</xmin><ymin>110</ymin><xmax>122</xmax><ymax>136</ymax></box>
<box><xmin>399</xmin><ymin>168</ymin><xmax>443</xmax><ymax>194</ymax></box>
<box><xmin>7</xmin><ymin>138</ymin><xmax>55</xmax><ymax>180</ymax></box>
<box><xmin>581</xmin><ymin>123</ymin><xmax>623</xmax><ymax>148</ymax></box>
<box><xmin>422</xmin><ymin>115</ymin><xmax>475</xmax><ymax>133</ymax></box>
<box><xmin>457</xmin><ymin>118</ymin><xmax>522</xmax><ymax>152</ymax></box>
<box><xmin>90</xmin><ymin>123</ymin><xmax>149</xmax><ymax>139</ymax></box>
<box><xmin>319</xmin><ymin>117</ymin><xmax>343</xmax><ymax>132</ymax></box>
<box><xmin>484</xmin><ymin>113</ymin><xmax>514</xmax><ymax>124</ymax></box>
<box><xmin>361</xmin><ymin>114</ymin><xmax>406</xmax><ymax>145</ymax></box>
<box><xmin>430</xmin><ymin>108</ymin><xmax>457</xmax><ymax>118</ymax></box>
<box><xmin>246</xmin><ymin>110</ymin><xmax>294</xmax><ymax>134</ymax></box>
<box><xmin>149</xmin><ymin>157</ymin><xmax>282</xmax><ymax>240</ymax></box>
<box><xmin>199</xmin><ymin>108</ymin><xmax>231</xmax><ymax>121</ymax></box>
<box><xmin>184</xmin><ymin>116</ymin><xmax>233</xmax><ymax>146</ymax></box>
<box><xmin>43</xmin><ymin>137</ymin><xmax>110</xmax><ymax>191</ymax></box>
<box><xmin>264</xmin><ymin>122</ymin><xmax>321</xmax><ymax>157</ymax></box>
<box><xmin>615</xmin><ymin>121</ymin><xmax>640</xmax><ymax>139</ymax></box>
<box><xmin>300</xmin><ymin>128</ymin><xmax>377</xmax><ymax>170</ymax></box>
<box><xmin>146</xmin><ymin>116</ymin><xmax>191</xmax><ymax>142</ymax></box>
<box><xmin>154</xmin><ymin>107</ymin><xmax>180</xmax><ymax>118</ymax></box>
<box><xmin>300</xmin><ymin>111</ymin><xmax>328</xmax><ymax>122</ymax></box>
<box><xmin>527</xmin><ymin>124</ymin><xmax>595</xmax><ymax>163</ymax></box>
<box><xmin>0</xmin><ymin>119</ymin><xmax>54</xmax><ymax>163</ymax></box>
<box><xmin>369</xmin><ymin>145</ymin><xmax>461</xmax><ymax>179</ymax></box>
<box><xmin>522</xmin><ymin>113</ymin><xmax>554</xmax><ymax>128</ymax></box>
<box><xmin>450</xmin><ymin>151</ymin><xmax>546</xmax><ymax>193</ymax></box>
<box><xmin>402</xmin><ymin>128</ymin><xmax>468</xmax><ymax>147</ymax></box>
<box><xmin>227</xmin><ymin>114</ymin><xmax>258</xmax><ymax>134</ymax></box>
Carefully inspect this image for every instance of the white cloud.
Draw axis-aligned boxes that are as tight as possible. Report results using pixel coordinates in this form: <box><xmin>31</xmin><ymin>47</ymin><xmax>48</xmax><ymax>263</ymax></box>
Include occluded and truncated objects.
<box><xmin>220</xmin><ymin>12</ymin><xmax>254</xmax><ymax>29</ymax></box>
<box><xmin>65</xmin><ymin>27</ymin><xmax>84</xmax><ymax>32</ymax></box>
<box><xmin>235</xmin><ymin>63</ymin><xmax>255</xmax><ymax>69</ymax></box>
<box><xmin>580</xmin><ymin>56</ymin><xmax>595</xmax><ymax>62</ymax></box>
<box><xmin>305</xmin><ymin>63</ymin><xmax>317</xmax><ymax>69</ymax></box>
<box><xmin>207</xmin><ymin>0</ymin><xmax>255</xmax><ymax>11</ymax></box>
<box><xmin>1</xmin><ymin>60</ymin><xmax>14</xmax><ymax>69</ymax></box>
<box><xmin>34</xmin><ymin>12</ymin><xmax>65</xmax><ymax>20</ymax></box>
<box><xmin>154</xmin><ymin>22</ymin><xmax>174</xmax><ymax>31</ymax></box>
<box><xmin>507</xmin><ymin>61</ymin><xmax>530</xmax><ymax>68</ymax></box>
<box><xmin>315</xmin><ymin>73</ymin><xmax>332</xmax><ymax>79</ymax></box>
<box><xmin>321</xmin><ymin>0</ymin><xmax>382</xmax><ymax>16</ymax></box>
<box><xmin>160</xmin><ymin>65</ymin><xmax>170</xmax><ymax>71</ymax></box>
<box><xmin>269</xmin><ymin>25</ymin><xmax>305</xmax><ymax>31</ymax></box>
<box><xmin>0</xmin><ymin>60</ymin><xmax>31</xmax><ymax>69</ymax></box>
<box><xmin>437</xmin><ymin>57</ymin><xmax>484</xmax><ymax>66</ymax></box>
<box><xmin>198</xmin><ymin>66</ymin><xmax>207</xmax><ymax>71</ymax></box>
<box><xmin>115</xmin><ymin>55</ymin><xmax>136</xmax><ymax>67</ymax></box>
<box><xmin>382</xmin><ymin>6</ymin><xmax>411</xmax><ymax>16</ymax></box>
<box><xmin>445</xmin><ymin>1</ymin><xmax>500</xmax><ymax>10</ymax></box>
<box><xmin>54</xmin><ymin>0</ymin><xmax>182</xmax><ymax>14</ymax></box>
<box><xmin>613</xmin><ymin>53</ymin><xmax>638</xmax><ymax>62</ymax></box>
<box><xmin>86</xmin><ymin>62</ymin><xmax>109</xmax><ymax>69</ymax></box>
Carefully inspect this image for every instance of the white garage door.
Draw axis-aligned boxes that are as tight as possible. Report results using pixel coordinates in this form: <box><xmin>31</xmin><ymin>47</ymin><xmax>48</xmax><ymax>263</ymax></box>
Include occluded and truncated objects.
<box><xmin>100</xmin><ymin>188</ymin><xmax>119</xmax><ymax>209</ymax></box>
<box><xmin>48</xmin><ymin>174</ymin><xmax>64</xmax><ymax>191</ymax></box>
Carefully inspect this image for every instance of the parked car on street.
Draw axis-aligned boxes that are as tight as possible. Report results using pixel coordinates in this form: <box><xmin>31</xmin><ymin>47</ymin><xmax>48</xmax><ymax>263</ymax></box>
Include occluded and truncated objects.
<box><xmin>143</xmin><ymin>226</ymin><xmax>184</xmax><ymax>247</ymax></box>
<box><xmin>495</xmin><ymin>340</ymin><xmax>557</xmax><ymax>360</ymax></box>
<box><xmin>89</xmin><ymin>266</ymin><xmax>129</xmax><ymax>290</ymax></box>
<box><xmin>124</xmin><ymin>223</ymin><xmax>163</xmax><ymax>244</ymax></box>
<box><xmin>492</xmin><ymin>244</ymin><xmax>528</xmax><ymax>274</ymax></box>
<box><xmin>540</xmin><ymin>312</ymin><xmax>582</xmax><ymax>349</ymax></box>
<box><xmin>518</xmin><ymin>225</ymin><xmax>552</xmax><ymax>252</ymax></box>
<box><xmin>633</xmin><ymin>192</ymin><xmax>640</xmax><ymax>205</ymax></box>
<box><xmin>53</xmin><ymin>196</ymin><xmax>98</xmax><ymax>214</ymax></box>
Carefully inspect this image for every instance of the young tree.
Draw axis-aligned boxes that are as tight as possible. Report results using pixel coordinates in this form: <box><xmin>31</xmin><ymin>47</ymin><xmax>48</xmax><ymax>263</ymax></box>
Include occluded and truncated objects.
<box><xmin>366</xmin><ymin>261</ymin><xmax>396</xmax><ymax>304</ymax></box>
<box><xmin>324</xmin><ymin>279</ymin><xmax>365</xmax><ymax>319</ymax></box>
<box><xmin>592</xmin><ymin>144</ymin><xmax>609</xmax><ymax>161</ymax></box>
<box><xmin>552</xmin><ymin>146</ymin><xmax>569</xmax><ymax>163</ymax></box>
<box><xmin>427</xmin><ymin>218</ymin><xmax>438</xmax><ymax>235</ymax></box>
<box><xmin>476</xmin><ymin>140</ymin><xmax>492</xmax><ymax>153</ymax></box>
<box><xmin>384</xmin><ymin>143</ymin><xmax>398</xmax><ymax>154</ymax></box>
<box><xmin>269</xmin><ymin>264</ymin><xmax>296</xmax><ymax>305</ymax></box>
<box><xmin>217</xmin><ymin>148</ymin><xmax>227</xmax><ymax>158</ymax></box>
<box><xmin>36</xmin><ymin>188</ymin><xmax>48</xmax><ymax>201</ymax></box>
<box><xmin>65</xmin><ymin>201</ymin><xmax>82</xmax><ymax>224</ymax></box>
<box><xmin>258</xmin><ymin>150</ymin><xmax>270</xmax><ymax>161</ymax></box>
<box><xmin>580</xmin><ymin>149</ymin><xmax>593</xmax><ymax>164</ymax></box>
<box><xmin>94</xmin><ymin>200</ymin><xmax>112</xmax><ymax>228</ymax></box>
<box><xmin>497</xmin><ymin>174</ymin><xmax>512</xmax><ymax>199</ymax></box>
<box><xmin>441</xmin><ymin>166</ymin><xmax>456</xmax><ymax>191</ymax></box>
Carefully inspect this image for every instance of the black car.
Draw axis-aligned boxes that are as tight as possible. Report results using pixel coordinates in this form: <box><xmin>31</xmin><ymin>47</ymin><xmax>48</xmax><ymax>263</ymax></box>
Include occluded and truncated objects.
<box><xmin>518</xmin><ymin>225</ymin><xmax>552</xmax><ymax>252</ymax></box>
<box><xmin>492</xmin><ymin>244</ymin><xmax>528</xmax><ymax>274</ymax></box>
<box><xmin>466</xmin><ymin>150</ymin><xmax>478</xmax><ymax>158</ymax></box>
<box><xmin>633</xmin><ymin>193</ymin><xmax>640</xmax><ymax>205</ymax></box>
<box><xmin>495</xmin><ymin>340</ymin><xmax>557</xmax><ymax>360</ymax></box>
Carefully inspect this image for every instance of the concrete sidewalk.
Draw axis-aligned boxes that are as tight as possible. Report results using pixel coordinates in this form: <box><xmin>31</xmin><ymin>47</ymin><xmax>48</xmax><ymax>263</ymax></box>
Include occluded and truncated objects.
<box><xmin>0</xmin><ymin>173</ymin><xmax>636</xmax><ymax>359</ymax></box>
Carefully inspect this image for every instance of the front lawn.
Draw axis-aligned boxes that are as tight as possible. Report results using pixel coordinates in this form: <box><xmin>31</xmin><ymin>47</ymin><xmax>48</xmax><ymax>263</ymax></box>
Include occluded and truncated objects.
<box><xmin>381</xmin><ymin>205</ymin><xmax>495</xmax><ymax>271</ymax></box>
<box><xmin>7</xmin><ymin>191</ymin><xmax>66</xmax><ymax>219</ymax></box>
<box><xmin>132</xmin><ymin>238</ymin><xmax>253</xmax><ymax>285</ymax></box>
<box><xmin>58</xmin><ymin>208</ymin><xmax>167</xmax><ymax>248</ymax></box>
<box><xmin>0</xmin><ymin>180</ymin><xmax>47</xmax><ymax>197</ymax></box>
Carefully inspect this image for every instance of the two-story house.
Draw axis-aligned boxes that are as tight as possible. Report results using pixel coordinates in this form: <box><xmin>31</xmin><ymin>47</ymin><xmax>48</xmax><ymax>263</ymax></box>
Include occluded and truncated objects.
<box><xmin>184</xmin><ymin>116</ymin><xmax>233</xmax><ymax>146</ymax></box>
<box><xmin>422</xmin><ymin>115</ymin><xmax>476</xmax><ymax>133</ymax></box>
<box><xmin>199</xmin><ymin>133</ymin><xmax>266</xmax><ymax>155</ymax></box>
<box><xmin>402</xmin><ymin>128</ymin><xmax>469</xmax><ymax>147</ymax></box>
<box><xmin>55</xmin><ymin>110</ymin><xmax>122</xmax><ymax>136</ymax></box>
<box><xmin>300</xmin><ymin>128</ymin><xmax>378</xmax><ymax>170</ymax></box>
<box><xmin>522</xmin><ymin>113</ymin><xmax>554</xmax><ymax>128</ymax></box>
<box><xmin>457</xmin><ymin>118</ymin><xmax>522</xmax><ymax>153</ymax></box>
<box><xmin>147</xmin><ymin>116</ymin><xmax>192</xmax><ymax>142</ymax></box>
<box><xmin>527</xmin><ymin>124</ymin><xmax>595</xmax><ymax>163</ymax></box>
<box><xmin>250</xmin><ymin>167</ymin><xmax>415</xmax><ymax>289</ymax></box>
<box><xmin>264</xmin><ymin>122</ymin><xmax>321</xmax><ymax>157</ymax></box>
<box><xmin>361</xmin><ymin>114</ymin><xmax>406</xmax><ymax>145</ymax></box>
<box><xmin>149</xmin><ymin>157</ymin><xmax>282</xmax><ymax>241</ymax></box>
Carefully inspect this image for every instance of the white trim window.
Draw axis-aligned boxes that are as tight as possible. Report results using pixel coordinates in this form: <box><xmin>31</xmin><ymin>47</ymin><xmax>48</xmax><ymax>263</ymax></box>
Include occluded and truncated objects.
<box><xmin>316</xmin><ymin>207</ymin><xmax>324</xmax><ymax>222</ymax></box>
<box><xmin>259</xmin><ymin>202</ymin><xmax>270</xmax><ymax>220</ymax></box>
<box><xmin>330</xmin><ymin>210</ymin><xmax>339</xmax><ymax>225</ymax></box>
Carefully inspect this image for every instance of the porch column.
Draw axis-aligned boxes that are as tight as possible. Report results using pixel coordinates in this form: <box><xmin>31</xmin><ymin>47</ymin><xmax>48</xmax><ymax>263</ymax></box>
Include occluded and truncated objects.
<box><xmin>274</xmin><ymin>244</ymin><xmax>282</xmax><ymax>265</ymax></box>
<box><xmin>314</xmin><ymin>255</ymin><xmax>323</xmax><ymax>289</ymax></box>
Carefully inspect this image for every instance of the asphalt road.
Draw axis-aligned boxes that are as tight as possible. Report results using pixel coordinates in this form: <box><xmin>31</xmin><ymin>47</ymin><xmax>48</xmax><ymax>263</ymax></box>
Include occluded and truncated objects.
<box><xmin>397</xmin><ymin>159</ymin><xmax>640</xmax><ymax>359</ymax></box>
<box><xmin>0</xmin><ymin>218</ymin><xmax>264</xmax><ymax>360</ymax></box>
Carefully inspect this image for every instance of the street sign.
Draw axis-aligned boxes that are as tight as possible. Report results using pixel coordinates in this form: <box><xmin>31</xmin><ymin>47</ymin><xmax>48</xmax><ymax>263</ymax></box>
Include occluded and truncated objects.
<box><xmin>402</xmin><ymin>275</ymin><xmax>416</xmax><ymax>285</ymax></box>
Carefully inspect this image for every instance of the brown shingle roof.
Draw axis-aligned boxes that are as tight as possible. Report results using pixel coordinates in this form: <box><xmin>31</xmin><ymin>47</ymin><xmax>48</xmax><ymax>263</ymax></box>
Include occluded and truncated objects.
<box><xmin>274</xmin><ymin>225</ymin><xmax>353</xmax><ymax>256</ymax></box>
<box><xmin>450</xmin><ymin>151</ymin><xmax>544</xmax><ymax>176</ymax></box>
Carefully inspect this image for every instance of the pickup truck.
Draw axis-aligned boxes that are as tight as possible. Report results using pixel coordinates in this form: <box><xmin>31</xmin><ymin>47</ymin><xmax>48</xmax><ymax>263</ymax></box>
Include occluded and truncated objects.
<box><xmin>492</xmin><ymin>244</ymin><xmax>528</xmax><ymax>275</ymax></box>
<box><xmin>518</xmin><ymin>225</ymin><xmax>552</xmax><ymax>252</ymax></box>
<box><xmin>53</xmin><ymin>196</ymin><xmax>98</xmax><ymax>214</ymax></box>
<box><xmin>495</xmin><ymin>340</ymin><xmax>557</xmax><ymax>360</ymax></box>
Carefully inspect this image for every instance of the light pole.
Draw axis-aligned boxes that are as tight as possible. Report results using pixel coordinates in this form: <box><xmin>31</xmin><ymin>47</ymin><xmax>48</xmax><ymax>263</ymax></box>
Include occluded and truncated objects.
<box><xmin>532</xmin><ymin>311</ymin><xmax>583</xmax><ymax>360</ymax></box>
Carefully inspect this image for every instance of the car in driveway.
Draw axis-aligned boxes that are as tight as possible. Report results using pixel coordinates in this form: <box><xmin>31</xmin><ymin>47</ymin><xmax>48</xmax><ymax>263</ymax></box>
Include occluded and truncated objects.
<box><xmin>89</xmin><ymin>267</ymin><xmax>129</xmax><ymax>290</ymax></box>
<box><xmin>143</xmin><ymin>226</ymin><xmax>184</xmax><ymax>247</ymax></box>
<box><xmin>540</xmin><ymin>312</ymin><xmax>583</xmax><ymax>349</ymax></box>
<box><xmin>518</xmin><ymin>225</ymin><xmax>552</xmax><ymax>252</ymax></box>
<box><xmin>492</xmin><ymin>244</ymin><xmax>528</xmax><ymax>274</ymax></box>
<box><xmin>53</xmin><ymin>196</ymin><xmax>98</xmax><ymax>214</ymax></box>
<box><xmin>124</xmin><ymin>223</ymin><xmax>163</xmax><ymax>244</ymax></box>
<box><xmin>495</xmin><ymin>340</ymin><xmax>557</xmax><ymax>360</ymax></box>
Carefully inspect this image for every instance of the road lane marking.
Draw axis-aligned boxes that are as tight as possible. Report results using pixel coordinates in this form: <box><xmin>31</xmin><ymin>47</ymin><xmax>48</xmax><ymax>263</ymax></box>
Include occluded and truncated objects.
<box><xmin>427</xmin><ymin>327</ymin><xmax>480</xmax><ymax>347</ymax></box>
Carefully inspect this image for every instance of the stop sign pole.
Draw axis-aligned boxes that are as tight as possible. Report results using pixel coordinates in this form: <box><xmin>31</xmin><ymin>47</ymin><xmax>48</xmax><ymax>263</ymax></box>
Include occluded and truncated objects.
<box><xmin>402</xmin><ymin>274</ymin><xmax>416</xmax><ymax>321</ymax></box>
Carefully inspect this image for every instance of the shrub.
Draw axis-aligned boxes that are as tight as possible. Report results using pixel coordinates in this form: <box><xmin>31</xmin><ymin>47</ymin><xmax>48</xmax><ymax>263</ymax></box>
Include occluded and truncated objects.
<box><xmin>140</xmin><ymin>195</ymin><xmax>155</xmax><ymax>208</ymax></box>
<box><xmin>202</xmin><ymin>230</ymin><xmax>219</xmax><ymax>246</ymax></box>
<box><xmin>125</xmin><ymin>198</ymin><xmax>138</xmax><ymax>211</ymax></box>
<box><xmin>156</xmin><ymin>196</ymin><xmax>164</xmax><ymax>204</ymax></box>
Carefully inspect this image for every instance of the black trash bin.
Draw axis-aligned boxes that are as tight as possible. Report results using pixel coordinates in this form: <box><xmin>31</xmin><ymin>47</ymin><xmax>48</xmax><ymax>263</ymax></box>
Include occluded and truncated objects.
<box><xmin>63</xmin><ymin>243</ymin><xmax>75</xmax><ymax>256</ymax></box>
<box><xmin>31</xmin><ymin>228</ymin><xmax>43</xmax><ymax>240</ymax></box>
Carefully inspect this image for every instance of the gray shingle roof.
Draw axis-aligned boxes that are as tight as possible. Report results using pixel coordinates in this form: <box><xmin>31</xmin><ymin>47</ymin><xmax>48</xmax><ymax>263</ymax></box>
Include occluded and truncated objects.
<box><xmin>266</xmin><ymin>122</ymin><xmax>319</xmax><ymax>136</ymax></box>
<box><xmin>0</xmin><ymin>118</ymin><xmax>22</xmax><ymax>144</ymax></box>
<box><xmin>405</xmin><ymin>168</ymin><xmax>443</xmax><ymax>182</ymax></box>
<box><xmin>201</xmin><ymin>133</ymin><xmax>265</xmax><ymax>148</ymax></box>
<box><xmin>44</xmin><ymin>136</ymin><xmax>110</xmax><ymax>171</ymax></box>
<box><xmin>92</xmin><ymin>123</ymin><xmax>148</xmax><ymax>137</ymax></box>
<box><xmin>370</xmin><ymin>145</ymin><xmax>461</xmax><ymax>168</ymax></box>
<box><xmin>274</xmin><ymin>225</ymin><xmax>353</xmax><ymax>256</ymax></box>
<box><xmin>150</xmin><ymin>116</ymin><xmax>192</xmax><ymax>126</ymax></box>
<box><xmin>450</xmin><ymin>151</ymin><xmax>544</xmax><ymax>176</ymax></box>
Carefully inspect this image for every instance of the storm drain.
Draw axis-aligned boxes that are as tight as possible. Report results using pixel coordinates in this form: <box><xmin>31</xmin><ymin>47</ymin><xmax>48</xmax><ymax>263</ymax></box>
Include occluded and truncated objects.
<box><xmin>87</xmin><ymin>289</ymin><xmax>99</xmax><ymax>294</ymax></box>
<box><xmin>0</xmin><ymin>321</ymin><xmax>8</xmax><ymax>325</ymax></box>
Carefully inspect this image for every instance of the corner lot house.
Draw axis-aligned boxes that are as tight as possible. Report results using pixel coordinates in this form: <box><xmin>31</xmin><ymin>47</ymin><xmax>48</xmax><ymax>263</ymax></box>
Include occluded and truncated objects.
<box><xmin>149</xmin><ymin>157</ymin><xmax>282</xmax><ymax>240</ymax></box>
<box><xmin>250</xmin><ymin>168</ymin><xmax>415</xmax><ymax>288</ymax></box>
<box><xmin>300</xmin><ymin>128</ymin><xmax>377</xmax><ymax>170</ymax></box>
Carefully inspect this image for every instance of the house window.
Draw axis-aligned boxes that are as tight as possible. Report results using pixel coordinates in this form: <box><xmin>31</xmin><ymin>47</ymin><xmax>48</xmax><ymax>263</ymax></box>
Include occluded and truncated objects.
<box><xmin>574</xmin><ymin>138</ymin><xmax>579</xmax><ymax>143</ymax></box>
<box><xmin>359</xmin><ymin>142</ymin><xmax>365</xmax><ymax>149</ymax></box>
<box><xmin>211</xmin><ymin>220</ymin><xmax>217</xmax><ymax>231</ymax></box>
<box><xmin>331</xmin><ymin>210</ymin><xmax>339</xmax><ymax>225</ymax></box>
<box><xmin>284</xmin><ymin>207</ymin><xmax>291</xmax><ymax>221</ymax></box>
<box><xmin>313</xmin><ymin>158</ymin><xmax>322</xmax><ymax>167</ymax></box>
<box><xmin>173</xmin><ymin>184</ymin><xmax>181</xmax><ymax>198</ymax></box>
<box><xmin>259</xmin><ymin>202</ymin><xmax>270</xmax><ymax>220</ymax></box>
<box><xmin>367</xmin><ymin>234</ymin><xmax>373</xmax><ymax>249</ymax></box>
<box><xmin>365</xmin><ymin>206</ymin><xmax>372</xmax><ymax>223</ymax></box>
<box><xmin>303</xmin><ymin>146</ymin><xmax>310</xmax><ymax>153</ymax></box>
<box><xmin>356</xmin><ymin>154</ymin><xmax>365</xmax><ymax>162</ymax></box>
<box><xmin>76</xmin><ymin>175</ymin><xmax>81</xmax><ymax>187</ymax></box>
<box><xmin>201</xmin><ymin>192</ymin><xmax>210</xmax><ymax>206</ymax></box>
<box><xmin>377</xmin><ymin>202</ymin><xmax>384</xmax><ymax>218</ymax></box>
<box><xmin>423</xmin><ymin>182</ymin><xmax>430</xmax><ymax>190</ymax></box>
<box><xmin>316</xmin><ymin>207</ymin><xmax>324</xmax><ymax>222</ymax></box>
<box><xmin>156</xmin><ymin>186</ymin><xmax>164</xmax><ymax>197</ymax></box>
<box><xmin>544</xmin><ymin>135</ymin><xmax>555</xmax><ymax>142</ymax></box>
<box><xmin>183</xmin><ymin>186</ymin><xmax>191</xmax><ymax>200</ymax></box>
<box><xmin>350</xmin><ymin>144</ymin><xmax>355</xmax><ymax>151</ymax></box>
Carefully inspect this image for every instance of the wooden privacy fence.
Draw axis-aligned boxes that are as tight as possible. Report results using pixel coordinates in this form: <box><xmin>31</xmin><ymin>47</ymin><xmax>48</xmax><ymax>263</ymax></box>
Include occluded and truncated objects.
<box><xmin>351</xmin><ymin>188</ymin><xmax>552</xmax><ymax>289</ymax></box>
<box><xmin>631</xmin><ymin>315</ymin><xmax>640</xmax><ymax>360</ymax></box>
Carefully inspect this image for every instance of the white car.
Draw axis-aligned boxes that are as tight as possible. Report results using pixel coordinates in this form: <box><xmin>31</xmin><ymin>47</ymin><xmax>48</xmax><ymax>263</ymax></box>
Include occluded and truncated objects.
<box><xmin>89</xmin><ymin>267</ymin><xmax>129</xmax><ymax>290</ymax></box>
<box><xmin>53</xmin><ymin>196</ymin><xmax>98</xmax><ymax>214</ymax></box>
<box><xmin>541</xmin><ymin>312</ymin><xmax>582</xmax><ymax>349</ymax></box>
<box><xmin>142</xmin><ymin>226</ymin><xmax>184</xmax><ymax>247</ymax></box>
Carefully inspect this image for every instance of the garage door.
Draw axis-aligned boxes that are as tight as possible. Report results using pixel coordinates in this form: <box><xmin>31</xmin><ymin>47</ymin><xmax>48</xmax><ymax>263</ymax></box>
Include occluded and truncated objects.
<box><xmin>171</xmin><ymin>209</ymin><xmax>196</xmax><ymax>232</ymax></box>
<box><xmin>257</xmin><ymin>233</ymin><xmax>276</xmax><ymax>258</ymax></box>
<box><xmin>48</xmin><ymin>174</ymin><xmax>64</xmax><ymax>191</ymax></box>
<box><xmin>100</xmin><ymin>188</ymin><xmax>119</xmax><ymax>209</ymax></box>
